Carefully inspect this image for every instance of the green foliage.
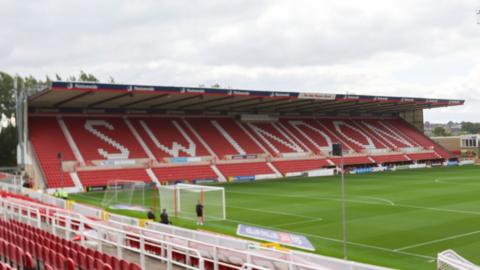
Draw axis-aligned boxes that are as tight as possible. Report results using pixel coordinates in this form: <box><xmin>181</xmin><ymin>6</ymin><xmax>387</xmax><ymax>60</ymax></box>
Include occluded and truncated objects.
<box><xmin>0</xmin><ymin>70</ymin><xmax>102</xmax><ymax>167</ymax></box>
<box><xmin>0</xmin><ymin>72</ymin><xmax>15</xmax><ymax>117</ymax></box>
<box><xmin>0</xmin><ymin>125</ymin><xmax>17</xmax><ymax>166</ymax></box>
<box><xmin>433</xmin><ymin>126</ymin><xmax>448</xmax><ymax>136</ymax></box>
<box><xmin>461</xmin><ymin>122</ymin><xmax>480</xmax><ymax>134</ymax></box>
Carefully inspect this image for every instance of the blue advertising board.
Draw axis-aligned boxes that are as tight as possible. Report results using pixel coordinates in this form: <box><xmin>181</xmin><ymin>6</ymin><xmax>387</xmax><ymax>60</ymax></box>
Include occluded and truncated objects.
<box><xmin>236</xmin><ymin>224</ymin><xmax>315</xmax><ymax>251</ymax></box>
<box><xmin>233</xmin><ymin>176</ymin><xmax>255</xmax><ymax>182</ymax></box>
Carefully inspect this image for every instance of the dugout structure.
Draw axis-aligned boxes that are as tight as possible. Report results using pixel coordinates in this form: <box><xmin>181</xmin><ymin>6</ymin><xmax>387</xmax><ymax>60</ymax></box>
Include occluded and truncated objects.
<box><xmin>158</xmin><ymin>183</ymin><xmax>226</xmax><ymax>221</ymax></box>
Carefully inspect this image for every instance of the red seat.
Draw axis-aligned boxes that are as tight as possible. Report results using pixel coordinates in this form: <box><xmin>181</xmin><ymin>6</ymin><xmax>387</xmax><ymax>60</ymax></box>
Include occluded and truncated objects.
<box><xmin>120</xmin><ymin>259</ymin><xmax>130</xmax><ymax>270</ymax></box>
<box><xmin>129</xmin><ymin>263</ymin><xmax>142</xmax><ymax>270</ymax></box>
<box><xmin>23</xmin><ymin>252</ymin><xmax>35</xmax><ymax>270</ymax></box>
<box><xmin>87</xmin><ymin>255</ymin><xmax>96</xmax><ymax>270</ymax></box>
<box><xmin>111</xmin><ymin>256</ymin><xmax>121</xmax><ymax>270</ymax></box>
<box><xmin>94</xmin><ymin>258</ymin><xmax>104</xmax><ymax>270</ymax></box>
<box><xmin>65</xmin><ymin>257</ymin><xmax>76</xmax><ymax>270</ymax></box>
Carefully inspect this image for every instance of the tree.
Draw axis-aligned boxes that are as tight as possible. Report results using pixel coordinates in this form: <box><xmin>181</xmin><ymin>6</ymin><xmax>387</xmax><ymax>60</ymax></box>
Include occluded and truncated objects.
<box><xmin>461</xmin><ymin>122</ymin><xmax>480</xmax><ymax>134</ymax></box>
<box><xmin>0</xmin><ymin>72</ymin><xmax>15</xmax><ymax>118</ymax></box>
<box><xmin>0</xmin><ymin>70</ymin><xmax>100</xmax><ymax>166</ymax></box>
<box><xmin>433</xmin><ymin>126</ymin><xmax>447</xmax><ymax>136</ymax></box>
<box><xmin>0</xmin><ymin>125</ymin><xmax>17</xmax><ymax>166</ymax></box>
<box><xmin>78</xmin><ymin>71</ymin><xmax>99</xmax><ymax>82</ymax></box>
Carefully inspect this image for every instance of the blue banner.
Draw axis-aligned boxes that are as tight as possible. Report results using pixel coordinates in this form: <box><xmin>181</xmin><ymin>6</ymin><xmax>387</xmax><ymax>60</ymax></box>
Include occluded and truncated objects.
<box><xmin>447</xmin><ymin>160</ymin><xmax>459</xmax><ymax>166</ymax></box>
<box><xmin>236</xmin><ymin>224</ymin><xmax>315</xmax><ymax>251</ymax></box>
<box><xmin>352</xmin><ymin>167</ymin><xmax>373</xmax><ymax>174</ymax></box>
<box><xmin>233</xmin><ymin>176</ymin><xmax>255</xmax><ymax>182</ymax></box>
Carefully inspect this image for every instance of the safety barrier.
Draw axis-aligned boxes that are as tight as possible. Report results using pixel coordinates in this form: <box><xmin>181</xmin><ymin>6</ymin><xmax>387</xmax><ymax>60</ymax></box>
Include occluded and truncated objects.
<box><xmin>0</xmin><ymin>198</ymin><xmax>205</xmax><ymax>270</ymax></box>
<box><xmin>0</xmin><ymin>181</ymin><xmax>391</xmax><ymax>270</ymax></box>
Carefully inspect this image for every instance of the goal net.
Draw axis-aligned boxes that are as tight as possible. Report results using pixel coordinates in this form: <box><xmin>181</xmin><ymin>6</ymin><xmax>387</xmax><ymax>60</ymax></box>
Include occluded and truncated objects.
<box><xmin>437</xmin><ymin>249</ymin><xmax>480</xmax><ymax>270</ymax></box>
<box><xmin>102</xmin><ymin>180</ymin><xmax>151</xmax><ymax>211</ymax></box>
<box><xmin>158</xmin><ymin>183</ymin><xmax>226</xmax><ymax>221</ymax></box>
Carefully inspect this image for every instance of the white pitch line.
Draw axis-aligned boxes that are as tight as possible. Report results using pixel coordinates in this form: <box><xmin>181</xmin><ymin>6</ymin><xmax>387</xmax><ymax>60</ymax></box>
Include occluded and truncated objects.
<box><xmin>395</xmin><ymin>230</ymin><xmax>480</xmax><ymax>251</ymax></box>
<box><xmin>271</xmin><ymin>219</ymin><xmax>321</xmax><ymax>228</ymax></box>
<box><xmin>358</xmin><ymin>196</ymin><xmax>395</xmax><ymax>206</ymax></box>
<box><xmin>225</xmin><ymin>218</ymin><xmax>434</xmax><ymax>260</ymax></box>
<box><xmin>396</xmin><ymin>203</ymin><xmax>480</xmax><ymax>216</ymax></box>
<box><xmin>227</xmin><ymin>205</ymin><xmax>323</xmax><ymax>221</ymax></box>
<box><xmin>434</xmin><ymin>177</ymin><xmax>480</xmax><ymax>186</ymax></box>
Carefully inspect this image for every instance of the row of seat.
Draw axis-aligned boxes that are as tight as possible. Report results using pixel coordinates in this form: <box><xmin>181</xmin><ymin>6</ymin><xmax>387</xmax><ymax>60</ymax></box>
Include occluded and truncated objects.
<box><xmin>0</xmin><ymin>219</ymin><xmax>141</xmax><ymax>270</ymax></box>
<box><xmin>29</xmin><ymin>116</ymin><xmax>451</xmax><ymax>188</ymax></box>
<box><xmin>5</xmin><ymin>192</ymin><xmax>245</xmax><ymax>270</ymax></box>
<box><xmin>32</xmin><ymin>116</ymin><xmax>446</xmax><ymax>161</ymax></box>
<box><xmin>71</xmin><ymin>150</ymin><xmax>443</xmax><ymax>187</ymax></box>
<box><xmin>29</xmin><ymin>117</ymin><xmax>76</xmax><ymax>188</ymax></box>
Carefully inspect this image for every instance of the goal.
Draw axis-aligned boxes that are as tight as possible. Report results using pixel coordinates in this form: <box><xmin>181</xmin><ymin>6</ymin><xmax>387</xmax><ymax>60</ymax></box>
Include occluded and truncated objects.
<box><xmin>158</xmin><ymin>183</ymin><xmax>226</xmax><ymax>221</ymax></box>
<box><xmin>102</xmin><ymin>180</ymin><xmax>151</xmax><ymax>211</ymax></box>
<box><xmin>437</xmin><ymin>249</ymin><xmax>480</xmax><ymax>270</ymax></box>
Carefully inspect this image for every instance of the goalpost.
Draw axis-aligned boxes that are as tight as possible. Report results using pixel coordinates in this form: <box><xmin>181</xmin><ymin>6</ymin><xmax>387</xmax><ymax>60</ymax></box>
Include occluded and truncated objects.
<box><xmin>101</xmin><ymin>180</ymin><xmax>151</xmax><ymax>211</ymax></box>
<box><xmin>437</xmin><ymin>249</ymin><xmax>480</xmax><ymax>270</ymax></box>
<box><xmin>158</xmin><ymin>183</ymin><xmax>226</xmax><ymax>221</ymax></box>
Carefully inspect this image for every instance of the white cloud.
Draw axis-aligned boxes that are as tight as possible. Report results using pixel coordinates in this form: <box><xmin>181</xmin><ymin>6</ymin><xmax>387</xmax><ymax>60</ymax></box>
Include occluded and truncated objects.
<box><xmin>0</xmin><ymin>0</ymin><xmax>479</xmax><ymax>122</ymax></box>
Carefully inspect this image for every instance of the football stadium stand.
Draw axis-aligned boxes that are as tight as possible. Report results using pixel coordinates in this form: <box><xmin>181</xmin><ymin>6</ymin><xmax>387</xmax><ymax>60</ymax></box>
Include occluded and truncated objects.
<box><xmin>23</xmin><ymin>81</ymin><xmax>464</xmax><ymax>191</ymax></box>
<box><xmin>11</xmin><ymin>81</ymin><xmax>468</xmax><ymax>270</ymax></box>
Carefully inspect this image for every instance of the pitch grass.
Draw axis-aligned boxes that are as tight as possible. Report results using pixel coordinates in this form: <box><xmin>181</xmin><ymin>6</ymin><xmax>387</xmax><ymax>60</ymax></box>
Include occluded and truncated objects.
<box><xmin>70</xmin><ymin>165</ymin><xmax>480</xmax><ymax>270</ymax></box>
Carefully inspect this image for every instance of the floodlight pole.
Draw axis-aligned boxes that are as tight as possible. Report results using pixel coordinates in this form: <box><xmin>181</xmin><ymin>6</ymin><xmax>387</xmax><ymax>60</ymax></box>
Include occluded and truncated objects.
<box><xmin>340</xmin><ymin>153</ymin><xmax>348</xmax><ymax>260</ymax></box>
<box><xmin>58</xmin><ymin>152</ymin><xmax>64</xmax><ymax>188</ymax></box>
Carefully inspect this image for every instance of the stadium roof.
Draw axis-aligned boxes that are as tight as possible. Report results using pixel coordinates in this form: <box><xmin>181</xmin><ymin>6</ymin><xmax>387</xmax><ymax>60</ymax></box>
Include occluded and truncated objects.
<box><xmin>28</xmin><ymin>81</ymin><xmax>464</xmax><ymax>115</ymax></box>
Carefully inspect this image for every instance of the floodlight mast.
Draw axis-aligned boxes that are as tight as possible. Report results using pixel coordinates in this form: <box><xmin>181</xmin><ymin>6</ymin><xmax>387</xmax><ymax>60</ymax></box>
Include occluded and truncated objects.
<box><xmin>340</xmin><ymin>150</ymin><xmax>347</xmax><ymax>260</ymax></box>
<box><xmin>332</xmin><ymin>143</ymin><xmax>348</xmax><ymax>260</ymax></box>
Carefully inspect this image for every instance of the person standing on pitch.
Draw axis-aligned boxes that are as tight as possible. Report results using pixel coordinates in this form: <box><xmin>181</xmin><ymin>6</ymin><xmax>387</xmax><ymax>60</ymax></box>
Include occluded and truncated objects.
<box><xmin>196</xmin><ymin>200</ymin><xmax>204</xmax><ymax>225</ymax></box>
<box><xmin>160</xmin><ymin>209</ymin><xmax>171</xmax><ymax>225</ymax></box>
<box><xmin>147</xmin><ymin>208</ymin><xmax>156</xmax><ymax>221</ymax></box>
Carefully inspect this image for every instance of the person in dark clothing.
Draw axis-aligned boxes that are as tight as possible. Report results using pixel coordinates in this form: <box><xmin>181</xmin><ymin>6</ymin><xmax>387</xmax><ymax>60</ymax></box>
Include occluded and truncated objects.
<box><xmin>160</xmin><ymin>209</ymin><xmax>171</xmax><ymax>225</ymax></box>
<box><xmin>196</xmin><ymin>200</ymin><xmax>204</xmax><ymax>226</ymax></box>
<box><xmin>22</xmin><ymin>180</ymin><xmax>31</xmax><ymax>189</ymax></box>
<box><xmin>147</xmin><ymin>208</ymin><xmax>156</xmax><ymax>220</ymax></box>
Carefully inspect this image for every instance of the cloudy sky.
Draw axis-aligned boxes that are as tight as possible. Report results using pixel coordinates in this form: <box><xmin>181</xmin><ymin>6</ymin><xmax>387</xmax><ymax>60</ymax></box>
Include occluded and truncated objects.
<box><xmin>0</xmin><ymin>0</ymin><xmax>479</xmax><ymax>122</ymax></box>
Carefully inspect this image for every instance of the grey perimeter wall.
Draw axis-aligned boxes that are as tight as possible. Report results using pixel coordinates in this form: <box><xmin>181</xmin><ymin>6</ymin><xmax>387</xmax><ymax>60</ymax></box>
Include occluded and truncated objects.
<box><xmin>399</xmin><ymin>109</ymin><xmax>424</xmax><ymax>132</ymax></box>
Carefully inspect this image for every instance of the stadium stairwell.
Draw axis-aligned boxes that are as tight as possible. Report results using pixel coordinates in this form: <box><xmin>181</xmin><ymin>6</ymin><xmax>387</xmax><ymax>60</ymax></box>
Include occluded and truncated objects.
<box><xmin>57</xmin><ymin>116</ymin><xmax>84</xmax><ymax>164</ymax></box>
<box><xmin>211</xmin><ymin>164</ymin><xmax>227</xmax><ymax>182</ymax></box>
<box><xmin>361</xmin><ymin>120</ymin><xmax>407</xmax><ymax>149</ymax></box>
<box><xmin>69</xmin><ymin>172</ymin><xmax>84</xmax><ymax>192</ymax></box>
<box><xmin>211</xmin><ymin>119</ymin><xmax>246</xmax><ymax>155</ymax></box>
<box><xmin>266</xmin><ymin>162</ymin><xmax>282</xmax><ymax>177</ymax></box>
<box><xmin>315</xmin><ymin>120</ymin><xmax>355</xmax><ymax>154</ymax></box>
<box><xmin>124</xmin><ymin>117</ymin><xmax>157</xmax><ymax>161</ymax></box>
<box><xmin>146</xmin><ymin>168</ymin><xmax>161</xmax><ymax>187</ymax></box>
<box><xmin>235</xmin><ymin>120</ymin><xmax>270</xmax><ymax>154</ymax></box>
<box><xmin>277</xmin><ymin>121</ymin><xmax>313</xmax><ymax>153</ymax></box>
<box><xmin>350</xmin><ymin>120</ymin><xmax>390</xmax><ymax>150</ymax></box>
<box><xmin>183</xmin><ymin>119</ymin><xmax>218</xmax><ymax>158</ymax></box>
